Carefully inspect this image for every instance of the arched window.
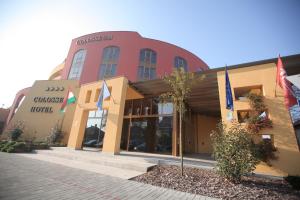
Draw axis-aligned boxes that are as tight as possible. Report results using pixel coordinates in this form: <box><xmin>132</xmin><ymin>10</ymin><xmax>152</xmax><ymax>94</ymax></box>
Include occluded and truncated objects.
<box><xmin>99</xmin><ymin>46</ymin><xmax>120</xmax><ymax>80</ymax></box>
<box><xmin>68</xmin><ymin>49</ymin><xmax>87</xmax><ymax>80</ymax></box>
<box><xmin>174</xmin><ymin>56</ymin><xmax>188</xmax><ymax>71</ymax></box>
<box><xmin>137</xmin><ymin>49</ymin><xmax>157</xmax><ymax>81</ymax></box>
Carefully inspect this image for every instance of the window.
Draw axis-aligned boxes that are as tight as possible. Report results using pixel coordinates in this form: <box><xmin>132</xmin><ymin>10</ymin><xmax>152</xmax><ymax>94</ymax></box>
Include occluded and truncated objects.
<box><xmin>174</xmin><ymin>56</ymin><xmax>188</xmax><ymax>71</ymax></box>
<box><xmin>234</xmin><ymin>85</ymin><xmax>263</xmax><ymax>100</ymax></box>
<box><xmin>237</xmin><ymin>110</ymin><xmax>251</xmax><ymax>123</ymax></box>
<box><xmin>99</xmin><ymin>46</ymin><xmax>120</xmax><ymax>80</ymax></box>
<box><xmin>68</xmin><ymin>49</ymin><xmax>87</xmax><ymax>80</ymax></box>
<box><xmin>137</xmin><ymin>49</ymin><xmax>157</xmax><ymax>81</ymax></box>
<box><xmin>83</xmin><ymin>110</ymin><xmax>108</xmax><ymax>148</ymax></box>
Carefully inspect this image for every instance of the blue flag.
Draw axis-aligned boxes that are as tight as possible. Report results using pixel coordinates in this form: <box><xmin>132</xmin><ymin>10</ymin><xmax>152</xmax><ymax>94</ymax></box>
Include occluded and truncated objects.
<box><xmin>96</xmin><ymin>80</ymin><xmax>111</xmax><ymax>110</ymax></box>
<box><xmin>225</xmin><ymin>66</ymin><xmax>234</xmax><ymax>111</ymax></box>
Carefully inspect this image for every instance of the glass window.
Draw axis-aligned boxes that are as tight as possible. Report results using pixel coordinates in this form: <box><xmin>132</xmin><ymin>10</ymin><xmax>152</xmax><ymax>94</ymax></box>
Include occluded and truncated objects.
<box><xmin>158</xmin><ymin>102</ymin><xmax>173</xmax><ymax>115</ymax></box>
<box><xmin>99</xmin><ymin>46</ymin><xmax>120</xmax><ymax>80</ymax></box>
<box><xmin>137</xmin><ymin>49</ymin><xmax>157</xmax><ymax>81</ymax></box>
<box><xmin>174</xmin><ymin>56</ymin><xmax>188</xmax><ymax>71</ymax></box>
<box><xmin>83</xmin><ymin>110</ymin><xmax>108</xmax><ymax>148</ymax></box>
<box><xmin>122</xmin><ymin>117</ymin><xmax>172</xmax><ymax>153</ymax></box>
<box><xmin>68</xmin><ymin>49</ymin><xmax>87</xmax><ymax>80</ymax></box>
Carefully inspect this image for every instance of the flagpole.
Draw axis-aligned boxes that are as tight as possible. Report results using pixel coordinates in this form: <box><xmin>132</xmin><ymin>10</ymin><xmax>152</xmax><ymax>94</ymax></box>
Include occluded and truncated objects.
<box><xmin>97</xmin><ymin>109</ymin><xmax>105</xmax><ymax>149</ymax></box>
<box><xmin>275</xmin><ymin>54</ymin><xmax>280</xmax><ymax>97</ymax></box>
<box><xmin>60</xmin><ymin>112</ymin><xmax>65</xmax><ymax>131</ymax></box>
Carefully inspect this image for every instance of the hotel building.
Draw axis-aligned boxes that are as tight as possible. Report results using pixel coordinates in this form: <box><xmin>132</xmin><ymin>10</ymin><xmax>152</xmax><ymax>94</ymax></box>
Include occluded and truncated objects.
<box><xmin>2</xmin><ymin>31</ymin><xmax>300</xmax><ymax>177</ymax></box>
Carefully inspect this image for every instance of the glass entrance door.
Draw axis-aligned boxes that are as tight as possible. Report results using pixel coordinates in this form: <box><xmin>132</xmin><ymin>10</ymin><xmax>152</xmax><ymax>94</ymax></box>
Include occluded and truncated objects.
<box><xmin>82</xmin><ymin>110</ymin><xmax>107</xmax><ymax>148</ymax></box>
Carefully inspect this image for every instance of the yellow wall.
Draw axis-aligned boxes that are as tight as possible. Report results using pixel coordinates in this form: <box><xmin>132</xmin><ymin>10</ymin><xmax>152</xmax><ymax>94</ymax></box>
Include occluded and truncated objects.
<box><xmin>67</xmin><ymin>77</ymin><xmax>131</xmax><ymax>154</ymax></box>
<box><xmin>195</xmin><ymin>115</ymin><xmax>218</xmax><ymax>154</ymax></box>
<box><xmin>217</xmin><ymin>63</ymin><xmax>300</xmax><ymax>176</ymax></box>
<box><xmin>4</xmin><ymin>80</ymin><xmax>79</xmax><ymax>142</ymax></box>
<box><xmin>184</xmin><ymin>114</ymin><xmax>218</xmax><ymax>154</ymax></box>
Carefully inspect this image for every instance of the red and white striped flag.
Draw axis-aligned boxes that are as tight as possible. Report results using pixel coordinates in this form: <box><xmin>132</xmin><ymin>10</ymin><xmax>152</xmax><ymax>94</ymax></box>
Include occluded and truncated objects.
<box><xmin>276</xmin><ymin>55</ymin><xmax>297</xmax><ymax>108</ymax></box>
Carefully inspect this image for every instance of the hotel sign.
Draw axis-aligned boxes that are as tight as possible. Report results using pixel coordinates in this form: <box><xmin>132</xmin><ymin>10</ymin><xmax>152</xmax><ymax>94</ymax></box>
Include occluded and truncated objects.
<box><xmin>76</xmin><ymin>35</ymin><xmax>113</xmax><ymax>45</ymax></box>
<box><xmin>30</xmin><ymin>86</ymin><xmax>66</xmax><ymax>113</ymax></box>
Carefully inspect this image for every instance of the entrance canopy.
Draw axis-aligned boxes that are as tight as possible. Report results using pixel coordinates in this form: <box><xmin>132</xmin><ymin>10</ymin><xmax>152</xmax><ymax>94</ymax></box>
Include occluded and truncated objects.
<box><xmin>130</xmin><ymin>70</ymin><xmax>221</xmax><ymax>117</ymax></box>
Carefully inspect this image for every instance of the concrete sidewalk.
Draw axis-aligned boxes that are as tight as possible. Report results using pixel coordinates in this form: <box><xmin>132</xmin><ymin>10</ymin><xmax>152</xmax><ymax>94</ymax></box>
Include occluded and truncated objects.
<box><xmin>0</xmin><ymin>152</ymin><xmax>217</xmax><ymax>200</ymax></box>
<box><xmin>15</xmin><ymin>147</ymin><xmax>215</xmax><ymax>180</ymax></box>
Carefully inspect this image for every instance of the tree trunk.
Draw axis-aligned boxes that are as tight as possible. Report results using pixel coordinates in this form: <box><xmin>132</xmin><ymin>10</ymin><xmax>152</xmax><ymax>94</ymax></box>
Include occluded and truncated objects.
<box><xmin>179</xmin><ymin>106</ymin><xmax>183</xmax><ymax>176</ymax></box>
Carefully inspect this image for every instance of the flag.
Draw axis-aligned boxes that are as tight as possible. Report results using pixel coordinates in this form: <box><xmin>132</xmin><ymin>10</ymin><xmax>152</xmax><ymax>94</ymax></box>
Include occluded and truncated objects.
<box><xmin>60</xmin><ymin>89</ymin><xmax>76</xmax><ymax>112</ymax></box>
<box><xmin>258</xmin><ymin>111</ymin><xmax>267</xmax><ymax>119</ymax></box>
<box><xmin>276</xmin><ymin>55</ymin><xmax>297</xmax><ymax>108</ymax></box>
<box><xmin>96</xmin><ymin>80</ymin><xmax>111</xmax><ymax>110</ymax></box>
<box><xmin>225</xmin><ymin>66</ymin><xmax>234</xmax><ymax>111</ymax></box>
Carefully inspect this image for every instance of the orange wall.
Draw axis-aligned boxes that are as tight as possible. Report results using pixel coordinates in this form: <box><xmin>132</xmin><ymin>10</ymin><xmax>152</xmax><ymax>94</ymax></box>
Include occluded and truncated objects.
<box><xmin>217</xmin><ymin>63</ymin><xmax>300</xmax><ymax>176</ymax></box>
<box><xmin>67</xmin><ymin>76</ymin><xmax>131</xmax><ymax>154</ymax></box>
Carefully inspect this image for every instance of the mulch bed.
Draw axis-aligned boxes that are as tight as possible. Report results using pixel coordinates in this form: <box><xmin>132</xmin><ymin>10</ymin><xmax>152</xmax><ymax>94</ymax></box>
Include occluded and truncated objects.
<box><xmin>132</xmin><ymin>165</ymin><xmax>300</xmax><ymax>200</ymax></box>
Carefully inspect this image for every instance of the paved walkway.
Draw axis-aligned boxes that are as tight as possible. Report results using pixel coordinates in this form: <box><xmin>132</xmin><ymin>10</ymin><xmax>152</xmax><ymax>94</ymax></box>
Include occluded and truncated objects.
<box><xmin>0</xmin><ymin>153</ymin><xmax>216</xmax><ymax>200</ymax></box>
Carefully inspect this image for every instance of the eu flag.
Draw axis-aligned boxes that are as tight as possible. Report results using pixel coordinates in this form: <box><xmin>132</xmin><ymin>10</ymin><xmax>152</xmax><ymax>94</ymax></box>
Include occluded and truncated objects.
<box><xmin>225</xmin><ymin>66</ymin><xmax>234</xmax><ymax>111</ymax></box>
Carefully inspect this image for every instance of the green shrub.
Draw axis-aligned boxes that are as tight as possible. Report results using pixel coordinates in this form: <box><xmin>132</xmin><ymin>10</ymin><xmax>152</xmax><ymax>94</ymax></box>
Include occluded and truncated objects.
<box><xmin>0</xmin><ymin>140</ymin><xmax>8</xmax><ymax>150</ymax></box>
<box><xmin>1</xmin><ymin>141</ymin><xmax>16</xmax><ymax>152</ymax></box>
<box><xmin>255</xmin><ymin>139</ymin><xmax>277</xmax><ymax>166</ymax></box>
<box><xmin>46</xmin><ymin>123</ymin><xmax>63</xmax><ymax>144</ymax></box>
<box><xmin>6</xmin><ymin>120</ymin><xmax>26</xmax><ymax>141</ymax></box>
<box><xmin>32</xmin><ymin>142</ymin><xmax>49</xmax><ymax>150</ymax></box>
<box><xmin>10</xmin><ymin>128</ymin><xmax>23</xmax><ymax>141</ymax></box>
<box><xmin>0</xmin><ymin>141</ymin><xmax>32</xmax><ymax>153</ymax></box>
<box><xmin>211</xmin><ymin>122</ymin><xmax>260</xmax><ymax>183</ymax></box>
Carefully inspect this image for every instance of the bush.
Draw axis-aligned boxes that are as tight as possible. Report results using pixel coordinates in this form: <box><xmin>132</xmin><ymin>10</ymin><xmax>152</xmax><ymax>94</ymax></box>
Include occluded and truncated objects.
<box><xmin>211</xmin><ymin>122</ymin><xmax>260</xmax><ymax>183</ymax></box>
<box><xmin>255</xmin><ymin>139</ymin><xmax>277</xmax><ymax>166</ymax></box>
<box><xmin>0</xmin><ymin>141</ymin><xmax>32</xmax><ymax>153</ymax></box>
<box><xmin>10</xmin><ymin>128</ymin><xmax>23</xmax><ymax>141</ymax></box>
<box><xmin>6</xmin><ymin>121</ymin><xmax>26</xmax><ymax>141</ymax></box>
<box><xmin>32</xmin><ymin>142</ymin><xmax>49</xmax><ymax>150</ymax></box>
<box><xmin>46</xmin><ymin>123</ymin><xmax>63</xmax><ymax>144</ymax></box>
<box><xmin>0</xmin><ymin>141</ymin><xmax>13</xmax><ymax>152</ymax></box>
<box><xmin>245</xmin><ymin>93</ymin><xmax>273</xmax><ymax>133</ymax></box>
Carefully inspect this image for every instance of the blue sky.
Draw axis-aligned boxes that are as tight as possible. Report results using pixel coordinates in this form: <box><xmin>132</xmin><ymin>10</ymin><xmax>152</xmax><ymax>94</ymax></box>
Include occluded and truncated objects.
<box><xmin>0</xmin><ymin>0</ymin><xmax>300</xmax><ymax>107</ymax></box>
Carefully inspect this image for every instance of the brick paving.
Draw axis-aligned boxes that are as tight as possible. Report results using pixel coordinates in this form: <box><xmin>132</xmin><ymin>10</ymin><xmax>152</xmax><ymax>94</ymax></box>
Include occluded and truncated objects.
<box><xmin>0</xmin><ymin>153</ymin><xmax>216</xmax><ymax>200</ymax></box>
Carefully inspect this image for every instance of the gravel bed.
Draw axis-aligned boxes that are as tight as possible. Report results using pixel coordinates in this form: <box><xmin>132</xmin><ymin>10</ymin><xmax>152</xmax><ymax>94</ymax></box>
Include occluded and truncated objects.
<box><xmin>132</xmin><ymin>165</ymin><xmax>300</xmax><ymax>200</ymax></box>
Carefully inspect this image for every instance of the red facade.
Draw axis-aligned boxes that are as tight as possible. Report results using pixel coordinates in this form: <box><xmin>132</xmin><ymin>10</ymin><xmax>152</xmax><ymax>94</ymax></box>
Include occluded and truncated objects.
<box><xmin>61</xmin><ymin>31</ymin><xmax>208</xmax><ymax>84</ymax></box>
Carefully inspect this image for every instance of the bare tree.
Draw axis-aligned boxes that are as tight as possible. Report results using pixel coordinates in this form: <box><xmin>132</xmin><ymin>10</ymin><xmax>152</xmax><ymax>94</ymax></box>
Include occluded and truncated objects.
<box><xmin>160</xmin><ymin>67</ymin><xmax>204</xmax><ymax>175</ymax></box>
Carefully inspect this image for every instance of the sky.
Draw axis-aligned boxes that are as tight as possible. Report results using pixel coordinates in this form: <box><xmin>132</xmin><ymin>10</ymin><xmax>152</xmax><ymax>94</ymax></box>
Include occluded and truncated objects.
<box><xmin>0</xmin><ymin>0</ymin><xmax>300</xmax><ymax>108</ymax></box>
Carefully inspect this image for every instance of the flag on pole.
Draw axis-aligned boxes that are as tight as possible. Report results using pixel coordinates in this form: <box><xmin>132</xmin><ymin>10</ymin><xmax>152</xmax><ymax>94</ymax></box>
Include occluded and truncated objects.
<box><xmin>276</xmin><ymin>55</ymin><xmax>297</xmax><ymax>108</ymax></box>
<box><xmin>96</xmin><ymin>80</ymin><xmax>111</xmax><ymax>110</ymax></box>
<box><xmin>60</xmin><ymin>89</ymin><xmax>76</xmax><ymax>112</ymax></box>
<box><xmin>258</xmin><ymin>111</ymin><xmax>267</xmax><ymax>119</ymax></box>
<box><xmin>225</xmin><ymin>66</ymin><xmax>234</xmax><ymax>111</ymax></box>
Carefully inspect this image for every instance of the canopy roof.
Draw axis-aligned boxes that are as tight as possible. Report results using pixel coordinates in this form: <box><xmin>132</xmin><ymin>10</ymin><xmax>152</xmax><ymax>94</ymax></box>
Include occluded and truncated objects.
<box><xmin>130</xmin><ymin>54</ymin><xmax>300</xmax><ymax>118</ymax></box>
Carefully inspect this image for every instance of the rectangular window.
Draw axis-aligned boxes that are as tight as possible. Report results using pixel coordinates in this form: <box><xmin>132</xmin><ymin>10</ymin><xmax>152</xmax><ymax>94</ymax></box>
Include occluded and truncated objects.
<box><xmin>150</xmin><ymin>68</ymin><xmax>156</xmax><ymax>79</ymax></box>
<box><xmin>85</xmin><ymin>90</ymin><xmax>92</xmax><ymax>103</ymax></box>
<box><xmin>99</xmin><ymin>64</ymin><xmax>106</xmax><ymax>80</ymax></box>
<box><xmin>237</xmin><ymin>110</ymin><xmax>251</xmax><ymax>123</ymax></box>
<box><xmin>234</xmin><ymin>85</ymin><xmax>263</xmax><ymax>100</ymax></box>
<box><xmin>138</xmin><ymin>66</ymin><xmax>144</xmax><ymax>80</ymax></box>
<box><xmin>158</xmin><ymin>102</ymin><xmax>173</xmax><ymax>115</ymax></box>
<box><xmin>140</xmin><ymin>51</ymin><xmax>145</xmax><ymax>62</ymax></box>
<box><xmin>144</xmin><ymin>68</ymin><xmax>149</xmax><ymax>79</ymax></box>
<box><xmin>94</xmin><ymin>88</ymin><xmax>100</xmax><ymax>102</ymax></box>
<box><xmin>151</xmin><ymin>53</ymin><xmax>156</xmax><ymax>64</ymax></box>
<box><xmin>111</xmin><ymin>64</ymin><xmax>117</xmax><ymax>75</ymax></box>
